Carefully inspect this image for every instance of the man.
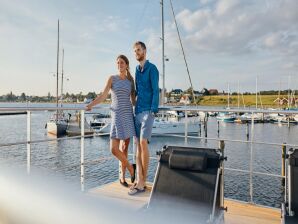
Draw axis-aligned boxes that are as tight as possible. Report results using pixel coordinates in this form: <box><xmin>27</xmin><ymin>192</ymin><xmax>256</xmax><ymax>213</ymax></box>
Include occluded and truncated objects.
<box><xmin>128</xmin><ymin>41</ymin><xmax>159</xmax><ymax>195</ymax></box>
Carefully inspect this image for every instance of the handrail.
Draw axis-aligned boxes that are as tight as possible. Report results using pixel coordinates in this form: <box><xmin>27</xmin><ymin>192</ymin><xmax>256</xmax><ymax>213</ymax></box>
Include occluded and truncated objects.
<box><xmin>1</xmin><ymin>132</ymin><xmax>297</xmax><ymax>150</ymax></box>
<box><xmin>0</xmin><ymin>105</ymin><xmax>298</xmax><ymax>114</ymax></box>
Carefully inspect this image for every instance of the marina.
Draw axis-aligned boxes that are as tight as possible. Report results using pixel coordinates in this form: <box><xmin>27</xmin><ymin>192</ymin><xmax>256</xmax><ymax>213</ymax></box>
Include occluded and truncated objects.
<box><xmin>0</xmin><ymin>104</ymin><xmax>298</xmax><ymax>223</ymax></box>
<box><xmin>1</xmin><ymin>0</ymin><xmax>298</xmax><ymax>223</ymax></box>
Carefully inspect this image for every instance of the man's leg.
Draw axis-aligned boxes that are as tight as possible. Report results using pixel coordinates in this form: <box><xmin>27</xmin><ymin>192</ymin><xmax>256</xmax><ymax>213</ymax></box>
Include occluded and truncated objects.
<box><xmin>139</xmin><ymin>138</ymin><xmax>149</xmax><ymax>186</ymax></box>
<box><xmin>136</xmin><ymin>141</ymin><xmax>144</xmax><ymax>186</ymax></box>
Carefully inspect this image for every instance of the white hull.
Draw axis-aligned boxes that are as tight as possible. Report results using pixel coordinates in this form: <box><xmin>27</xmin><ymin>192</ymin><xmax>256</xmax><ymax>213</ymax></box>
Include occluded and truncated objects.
<box><xmin>97</xmin><ymin>120</ymin><xmax>200</xmax><ymax>135</ymax></box>
<box><xmin>47</xmin><ymin>121</ymin><xmax>68</xmax><ymax>137</ymax></box>
<box><xmin>152</xmin><ymin>120</ymin><xmax>199</xmax><ymax>134</ymax></box>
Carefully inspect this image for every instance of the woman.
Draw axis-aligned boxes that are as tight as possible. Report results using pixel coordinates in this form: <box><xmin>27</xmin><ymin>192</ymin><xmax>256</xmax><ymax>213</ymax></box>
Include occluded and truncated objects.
<box><xmin>86</xmin><ymin>55</ymin><xmax>136</xmax><ymax>187</ymax></box>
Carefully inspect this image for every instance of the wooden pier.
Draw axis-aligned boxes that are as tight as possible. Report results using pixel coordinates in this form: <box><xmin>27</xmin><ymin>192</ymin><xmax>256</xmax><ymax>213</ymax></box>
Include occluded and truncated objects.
<box><xmin>0</xmin><ymin>111</ymin><xmax>27</xmax><ymax>116</ymax></box>
<box><xmin>89</xmin><ymin>180</ymin><xmax>281</xmax><ymax>224</ymax></box>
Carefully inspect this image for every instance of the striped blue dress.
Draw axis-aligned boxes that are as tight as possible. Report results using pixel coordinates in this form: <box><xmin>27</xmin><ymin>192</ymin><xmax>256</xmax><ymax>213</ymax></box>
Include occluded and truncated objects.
<box><xmin>110</xmin><ymin>75</ymin><xmax>136</xmax><ymax>140</ymax></box>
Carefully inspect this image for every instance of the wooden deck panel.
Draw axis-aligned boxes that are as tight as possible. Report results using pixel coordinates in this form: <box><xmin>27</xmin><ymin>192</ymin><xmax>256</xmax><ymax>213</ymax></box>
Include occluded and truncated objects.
<box><xmin>224</xmin><ymin>199</ymin><xmax>280</xmax><ymax>224</ymax></box>
<box><xmin>89</xmin><ymin>181</ymin><xmax>152</xmax><ymax>210</ymax></box>
<box><xmin>89</xmin><ymin>180</ymin><xmax>281</xmax><ymax>223</ymax></box>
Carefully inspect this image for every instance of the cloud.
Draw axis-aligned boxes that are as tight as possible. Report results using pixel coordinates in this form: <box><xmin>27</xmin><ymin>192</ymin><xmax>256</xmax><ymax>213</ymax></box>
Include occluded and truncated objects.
<box><xmin>97</xmin><ymin>16</ymin><xmax>129</xmax><ymax>33</ymax></box>
<box><xmin>174</xmin><ymin>0</ymin><xmax>298</xmax><ymax>55</ymax></box>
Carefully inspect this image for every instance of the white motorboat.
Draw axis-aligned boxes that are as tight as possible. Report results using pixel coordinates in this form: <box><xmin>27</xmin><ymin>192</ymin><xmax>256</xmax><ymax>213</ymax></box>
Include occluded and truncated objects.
<box><xmin>97</xmin><ymin>118</ymin><xmax>200</xmax><ymax>135</ymax></box>
<box><xmin>239</xmin><ymin>113</ymin><xmax>263</xmax><ymax>123</ymax></box>
<box><xmin>152</xmin><ymin>118</ymin><xmax>199</xmax><ymax>135</ymax></box>
<box><xmin>216</xmin><ymin>112</ymin><xmax>236</xmax><ymax>122</ymax></box>
<box><xmin>89</xmin><ymin>113</ymin><xmax>111</xmax><ymax>128</ymax></box>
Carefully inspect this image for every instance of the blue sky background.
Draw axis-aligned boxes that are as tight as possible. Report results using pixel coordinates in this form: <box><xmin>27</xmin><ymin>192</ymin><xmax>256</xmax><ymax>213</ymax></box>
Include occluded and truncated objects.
<box><xmin>0</xmin><ymin>0</ymin><xmax>297</xmax><ymax>96</ymax></box>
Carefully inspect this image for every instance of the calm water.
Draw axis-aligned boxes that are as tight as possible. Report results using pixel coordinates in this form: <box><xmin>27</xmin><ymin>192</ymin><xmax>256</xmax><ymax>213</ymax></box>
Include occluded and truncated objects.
<box><xmin>1</xmin><ymin>102</ymin><xmax>298</xmax><ymax>208</ymax></box>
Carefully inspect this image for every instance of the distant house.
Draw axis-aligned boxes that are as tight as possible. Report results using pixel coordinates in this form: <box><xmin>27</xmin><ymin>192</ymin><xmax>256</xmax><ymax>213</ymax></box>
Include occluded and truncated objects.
<box><xmin>83</xmin><ymin>98</ymin><xmax>92</xmax><ymax>104</ymax></box>
<box><xmin>193</xmin><ymin>90</ymin><xmax>203</xmax><ymax>97</ymax></box>
<box><xmin>168</xmin><ymin>96</ymin><xmax>178</xmax><ymax>103</ymax></box>
<box><xmin>274</xmin><ymin>98</ymin><xmax>288</xmax><ymax>105</ymax></box>
<box><xmin>208</xmin><ymin>89</ymin><xmax>219</xmax><ymax>95</ymax></box>
<box><xmin>159</xmin><ymin>88</ymin><xmax>167</xmax><ymax>104</ymax></box>
<box><xmin>170</xmin><ymin>89</ymin><xmax>183</xmax><ymax>96</ymax></box>
<box><xmin>179</xmin><ymin>95</ymin><xmax>191</xmax><ymax>105</ymax></box>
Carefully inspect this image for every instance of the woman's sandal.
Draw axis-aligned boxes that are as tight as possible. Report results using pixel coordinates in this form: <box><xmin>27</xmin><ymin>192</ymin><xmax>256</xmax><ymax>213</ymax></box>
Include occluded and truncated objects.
<box><xmin>119</xmin><ymin>180</ymin><xmax>129</xmax><ymax>187</ymax></box>
<box><xmin>131</xmin><ymin>164</ymin><xmax>136</xmax><ymax>183</ymax></box>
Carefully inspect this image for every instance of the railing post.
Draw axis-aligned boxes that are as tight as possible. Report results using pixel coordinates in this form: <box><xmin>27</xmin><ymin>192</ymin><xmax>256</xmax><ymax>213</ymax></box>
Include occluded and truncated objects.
<box><xmin>246</xmin><ymin>122</ymin><xmax>249</xmax><ymax>140</ymax></box>
<box><xmin>27</xmin><ymin>111</ymin><xmax>31</xmax><ymax>174</ymax></box>
<box><xmin>184</xmin><ymin>110</ymin><xmax>188</xmax><ymax>143</ymax></box>
<box><xmin>281</xmin><ymin>143</ymin><xmax>286</xmax><ymax>187</ymax></box>
<box><xmin>218</xmin><ymin>140</ymin><xmax>225</xmax><ymax>208</ymax></box>
<box><xmin>249</xmin><ymin>112</ymin><xmax>255</xmax><ymax>203</ymax></box>
<box><xmin>204</xmin><ymin>116</ymin><xmax>208</xmax><ymax>138</ymax></box>
<box><xmin>80</xmin><ymin>110</ymin><xmax>85</xmax><ymax>192</ymax></box>
<box><xmin>217</xmin><ymin>120</ymin><xmax>220</xmax><ymax>138</ymax></box>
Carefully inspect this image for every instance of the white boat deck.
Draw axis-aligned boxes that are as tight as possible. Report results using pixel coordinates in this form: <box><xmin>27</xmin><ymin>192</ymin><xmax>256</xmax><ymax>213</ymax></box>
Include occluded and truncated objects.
<box><xmin>89</xmin><ymin>180</ymin><xmax>281</xmax><ymax>224</ymax></box>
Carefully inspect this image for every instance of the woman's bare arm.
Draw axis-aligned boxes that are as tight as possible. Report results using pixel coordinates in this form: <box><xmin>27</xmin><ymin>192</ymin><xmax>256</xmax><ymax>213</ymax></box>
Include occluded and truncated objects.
<box><xmin>86</xmin><ymin>76</ymin><xmax>112</xmax><ymax>111</ymax></box>
<box><xmin>130</xmin><ymin>92</ymin><xmax>136</xmax><ymax>106</ymax></box>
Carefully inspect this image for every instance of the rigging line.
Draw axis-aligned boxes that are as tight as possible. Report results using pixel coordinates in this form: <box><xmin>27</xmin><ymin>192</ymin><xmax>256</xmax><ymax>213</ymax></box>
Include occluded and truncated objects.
<box><xmin>169</xmin><ymin>0</ymin><xmax>196</xmax><ymax>104</ymax></box>
<box><xmin>132</xmin><ymin>0</ymin><xmax>150</xmax><ymax>42</ymax></box>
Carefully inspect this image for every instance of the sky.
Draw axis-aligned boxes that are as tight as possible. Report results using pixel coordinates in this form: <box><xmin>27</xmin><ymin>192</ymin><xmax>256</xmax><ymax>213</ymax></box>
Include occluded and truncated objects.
<box><xmin>0</xmin><ymin>0</ymin><xmax>297</xmax><ymax>96</ymax></box>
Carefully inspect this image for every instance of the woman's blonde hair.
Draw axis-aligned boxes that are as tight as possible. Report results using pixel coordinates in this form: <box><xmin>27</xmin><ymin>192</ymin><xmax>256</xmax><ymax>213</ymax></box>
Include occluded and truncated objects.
<box><xmin>117</xmin><ymin>55</ymin><xmax>136</xmax><ymax>96</ymax></box>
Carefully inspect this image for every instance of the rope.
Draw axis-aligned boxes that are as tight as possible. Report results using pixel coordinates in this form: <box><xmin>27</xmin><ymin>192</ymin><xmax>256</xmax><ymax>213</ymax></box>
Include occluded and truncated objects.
<box><xmin>169</xmin><ymin>0</ymin><xmax>196</xmax><ymax>104</ymax></box>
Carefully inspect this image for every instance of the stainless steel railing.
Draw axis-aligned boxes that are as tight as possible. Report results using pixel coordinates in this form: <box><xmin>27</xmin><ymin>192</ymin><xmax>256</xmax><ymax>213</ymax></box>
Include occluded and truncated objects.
<box><xmin>1</xmin><ymin>105</ymin><xmax>298</xmax><ymax>204</ymax></box>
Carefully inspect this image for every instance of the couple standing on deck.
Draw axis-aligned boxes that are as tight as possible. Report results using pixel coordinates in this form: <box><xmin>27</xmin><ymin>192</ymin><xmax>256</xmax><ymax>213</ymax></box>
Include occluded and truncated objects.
<box><xmin>86</xmin><ymin>41</ymin><xmax>159</xmax><ymax>195</ymax></box>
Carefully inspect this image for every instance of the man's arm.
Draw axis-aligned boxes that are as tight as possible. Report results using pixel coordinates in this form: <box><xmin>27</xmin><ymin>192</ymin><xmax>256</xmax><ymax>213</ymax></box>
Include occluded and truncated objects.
<box><xmin>150</xmin><ymin>65</ymin><xmax>159</xmax><ymax>113</ymax></box>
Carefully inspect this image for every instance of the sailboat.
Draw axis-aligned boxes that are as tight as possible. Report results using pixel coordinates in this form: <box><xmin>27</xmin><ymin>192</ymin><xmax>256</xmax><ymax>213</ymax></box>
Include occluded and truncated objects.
<box><xmin>46</xmin><ymin>20</ymin><xmax>68</xmax><ymax>137</ymax></box>
<box><xmin>217</xmin><ymin>83</ymin><xmax>236</xmax><ymax>122</ymax></box>
<box><xmin>152</xmin><ymin>0</ymin><xmax>200</xmax><ymax>133</ymax></box>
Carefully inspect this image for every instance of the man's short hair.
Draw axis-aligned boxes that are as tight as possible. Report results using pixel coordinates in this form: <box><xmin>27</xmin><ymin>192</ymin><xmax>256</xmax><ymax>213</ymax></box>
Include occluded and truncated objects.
<box><xmin>133</xmin><ymin>41</ymin><xmax>146</xmax><ymax>50</ymax></box>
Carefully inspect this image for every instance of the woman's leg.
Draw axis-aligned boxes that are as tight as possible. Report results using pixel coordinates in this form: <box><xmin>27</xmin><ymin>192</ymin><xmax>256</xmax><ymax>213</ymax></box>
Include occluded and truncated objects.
<box><xmin>110</xmin><ymin>138</ymin><xmax>134</xmax><ymax>177</ymax></box>
<box><xmin>119</xmin><ymin>138</ymin><xmax>130</xmax><ymax>181</ymax></box>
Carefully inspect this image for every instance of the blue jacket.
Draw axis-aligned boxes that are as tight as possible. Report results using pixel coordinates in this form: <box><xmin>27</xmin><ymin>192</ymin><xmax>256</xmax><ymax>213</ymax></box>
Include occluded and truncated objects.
<box><xmin>135</xmin><ymin>60</ymin><xmax>159</xmax><ymax>114</ymax></box>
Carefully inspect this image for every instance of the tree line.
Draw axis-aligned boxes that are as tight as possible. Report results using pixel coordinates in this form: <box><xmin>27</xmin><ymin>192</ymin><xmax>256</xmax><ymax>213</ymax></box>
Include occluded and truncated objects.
<box><xmin>0</xmin><ymin>89</ymin><xmax>296</xmax><ymax>102</ymax></box>
<box><xmin>0</xmin><ymin>91</ymin><xmax>99</xmax><ymax>103</ymax></box>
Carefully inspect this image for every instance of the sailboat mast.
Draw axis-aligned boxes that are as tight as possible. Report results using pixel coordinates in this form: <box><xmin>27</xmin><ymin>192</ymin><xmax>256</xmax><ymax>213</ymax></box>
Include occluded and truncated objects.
<box><xmin>288</xmin><ymin>75</ymin><xmax>291</xmax><ymax>109</ymax></box>
<box><xmin>161</xmin><ymin>0</ymin><xmax>165</xmax><ymax>106</ymax></box>
<box><xmin>238</xmin><ymin>80</ymin><xmax>240</xmax><ymax>108</ymax></box>
<box><xmin>256</xmin><ymin>77</ymin><xmax>258</xmax><ymax>109</ymax></box>
<box><xmin>61</xmin><ymin>48</ymin><xmax>64</xmax><ymax>106</ymax></box>
<box><xmin>228</xmin><ymin>83</ymin><xmax>230</xmax><ymax>108</ymax></box>
<box><xmin>56</xmin><ymin>20</ymin><xmax>60</xmax><ymax>120</ymax></box>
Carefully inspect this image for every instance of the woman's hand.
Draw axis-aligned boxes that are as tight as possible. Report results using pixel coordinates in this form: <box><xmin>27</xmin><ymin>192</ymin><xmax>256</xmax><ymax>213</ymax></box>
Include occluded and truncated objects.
<box><xmin>85</xmin><ymin>104</ymin><xmax>92</xmax><ymax>111</ymax></box>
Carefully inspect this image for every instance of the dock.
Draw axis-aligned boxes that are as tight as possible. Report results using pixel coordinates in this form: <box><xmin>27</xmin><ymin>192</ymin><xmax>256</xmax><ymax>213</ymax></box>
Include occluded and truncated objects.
<box><xmin>66</xmin><ymin>117</ymin><xmax>94</xmax><ymax>136</ymax></box>
<box><xmin>0</xmin><ymin>111</ymin><xmax>27</xmax><ymax>116</ymax></box>
<box><xmin>89</xmin><ymin>180</ymin><xmax>281</xmax><ymax>224</ymax></box>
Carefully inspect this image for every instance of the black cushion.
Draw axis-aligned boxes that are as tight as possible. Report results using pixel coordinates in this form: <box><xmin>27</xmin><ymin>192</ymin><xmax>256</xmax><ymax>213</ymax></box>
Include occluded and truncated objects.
<box><xmin>289</xmin><ymin>149</ymin><xmax>298</xmax><ymax>166</ymax></box>
<box><xmin>289</xmin><ymin>149</ymin><xmax>298</xmax><ymax>214</ymax></box>
<box><xmin>169</xmin><ymin>149</ymin><xmax>207</xmax><ymax>171</ymax></box>
<box><xmin>285</xmin><ymin>215</ymin><xmax>298</xmax><ymax>224</ymax></box>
